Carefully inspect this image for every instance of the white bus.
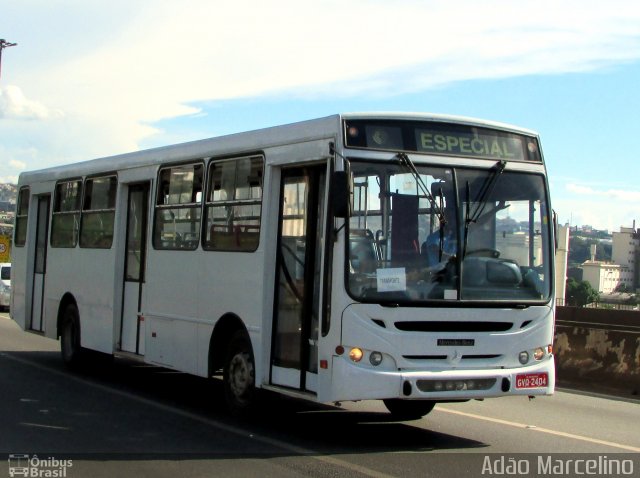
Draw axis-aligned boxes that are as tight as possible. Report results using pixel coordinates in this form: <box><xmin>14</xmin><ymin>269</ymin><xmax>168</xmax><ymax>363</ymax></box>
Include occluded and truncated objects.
<box><xmin>11</xmin><ymin>113</ymin><xmax>556</xmax><ymax>418</ymax></box>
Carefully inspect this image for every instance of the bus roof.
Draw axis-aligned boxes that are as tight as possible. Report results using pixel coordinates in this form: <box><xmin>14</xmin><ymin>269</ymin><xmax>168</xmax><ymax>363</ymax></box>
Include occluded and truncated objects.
<box><xmin>18</xmin><ymin>113</ymin><xmax>540</xmax><ymax>184</ymax></box>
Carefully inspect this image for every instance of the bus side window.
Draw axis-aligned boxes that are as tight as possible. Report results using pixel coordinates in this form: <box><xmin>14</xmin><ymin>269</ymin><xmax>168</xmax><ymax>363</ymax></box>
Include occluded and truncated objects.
<box><xmin>350</xmin><ymin>230</ymin><xmax>378</xmax><ymax>274</ymax></box>
<box><xmin>153</xmin><ymin>163</ymin><xmax>203</xmax><ymax>250</ymax></box>
<box><xmin>203</xmin><ymin>155</ymin><xmax>263</xmax><ymax>252</ymax></box>
<box><xmin>51</xmin><ymin>180</ymin><xmax>82</xmax><ymax>248</ymax></box>
<box><xmin>80</xmin><ymin>175</ymin><xmax>117</xmax><ymax>249</ymax></box>
<box><xmin>14</xmin><ymin>187</ymin><xmax>30</xmax><ymax>247</ymax></box>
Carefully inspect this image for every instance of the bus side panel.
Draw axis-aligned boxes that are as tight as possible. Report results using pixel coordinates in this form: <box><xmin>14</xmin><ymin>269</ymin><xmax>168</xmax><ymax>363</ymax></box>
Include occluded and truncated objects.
<box><xmin>10</xmin><ymin>242</ymin><xmax>28</xmax><ymax>329</ymax></box>
<box><xmin>143</xmin><ymin>249</ymin><xmax>202</xmax><ymax>373</ymax></box>
<box><xmin>142</xmin><ymin>247</ymin><xmax>265</xmax><ymax>378</ymax></box>
<box><xmin>199</xmin><ymin>251</ymin><xmax>266</xmax><ymax>379</ymax></box>
<box><xmin>45</xmin><ymin>248</ymin><xmax>118</xmax><ymax>354</ymax></box>
<box><xmin>141</xmin><ymin>316</ymin><xmax>213</xmax><ymax>376</ymax></box>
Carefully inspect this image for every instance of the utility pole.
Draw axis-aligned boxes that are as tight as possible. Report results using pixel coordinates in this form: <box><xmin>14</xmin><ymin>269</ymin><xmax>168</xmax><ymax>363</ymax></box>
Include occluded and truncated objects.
<box><xmin>0</xmin><ymin>39</ymin><xmax>18</xmax><ymax>81</ymax></box>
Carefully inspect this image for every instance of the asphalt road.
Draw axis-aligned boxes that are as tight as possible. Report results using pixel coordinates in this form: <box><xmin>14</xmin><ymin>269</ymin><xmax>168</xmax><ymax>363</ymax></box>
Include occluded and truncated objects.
<box><xmin>1</xmin><ymin>312</ymin><xmax>639</xmax><ymax>478</ymax></box>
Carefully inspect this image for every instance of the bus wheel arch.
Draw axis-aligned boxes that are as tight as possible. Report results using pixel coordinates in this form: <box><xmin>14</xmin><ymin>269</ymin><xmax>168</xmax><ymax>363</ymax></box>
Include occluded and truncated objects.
<box><xmin>209</xmin><ymin>313</ymin><xmax>249</xmax><ymax>375</ymax></box>
<box><xmin>209</xmin><ymin>314</ymin><xmax>256</xmax><ymax>414</ymax></box>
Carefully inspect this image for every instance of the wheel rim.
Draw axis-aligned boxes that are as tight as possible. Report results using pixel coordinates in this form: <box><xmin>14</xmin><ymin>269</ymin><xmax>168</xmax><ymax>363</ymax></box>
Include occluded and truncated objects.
<box><xmin>228</xmin><ymin>351</ymin><xmax>254</xmax><ymax>401</ymax></box>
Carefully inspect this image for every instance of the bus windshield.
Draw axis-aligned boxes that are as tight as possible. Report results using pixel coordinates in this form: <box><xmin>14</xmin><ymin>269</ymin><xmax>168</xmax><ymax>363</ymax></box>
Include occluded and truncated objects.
<box><xmin>346</xmin><ymin>159</ymin><xmax>551</xmax><ymax>304</ymax></box>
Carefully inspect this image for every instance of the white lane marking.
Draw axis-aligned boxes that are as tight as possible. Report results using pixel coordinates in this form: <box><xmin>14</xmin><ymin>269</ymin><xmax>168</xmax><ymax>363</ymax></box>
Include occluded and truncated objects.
<box><xmin>20</xmin><ymin>422</ymin><xmax>71</xmax><ymax>430</ymax></box>
<box><xmin>2</xmin><ymin>353</ymin><xmax>396</xmax><ymax>478</ymax></box>
<box><xmin>437</xmin><ymin>407</ymin><xmax>640</xmax><ymax>452</ymax></box>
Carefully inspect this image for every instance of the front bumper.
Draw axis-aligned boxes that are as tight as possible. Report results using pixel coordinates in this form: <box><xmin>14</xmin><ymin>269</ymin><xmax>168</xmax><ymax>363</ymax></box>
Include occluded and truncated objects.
<box><xmin>330</xmin><ymin>354</ymin><xmax>555</xmax><ymax>402</ymax></box>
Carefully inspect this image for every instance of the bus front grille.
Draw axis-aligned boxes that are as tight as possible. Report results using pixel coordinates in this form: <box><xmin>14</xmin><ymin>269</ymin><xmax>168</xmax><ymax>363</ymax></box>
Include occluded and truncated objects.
<box><xmin>416</xmin><ymin>378</ymin><xmax>497</xmax><ymax>392</ymax></box>
<box><xmin>395</xmin><ymin>321</ymin><xmax>513</xmax><ymax>332</ymax></box>
<box><xmin>403</xmin><ymin>354</ymin><xmax>503</xmax><ymax>361</ymax></box>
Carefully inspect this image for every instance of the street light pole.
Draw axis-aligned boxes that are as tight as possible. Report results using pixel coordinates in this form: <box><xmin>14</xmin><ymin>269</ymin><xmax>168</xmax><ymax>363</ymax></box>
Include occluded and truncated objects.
<box><xmin>0</xmin><ymin>39</ymin><xmax>18</xmax><ymax>81</ymax></box>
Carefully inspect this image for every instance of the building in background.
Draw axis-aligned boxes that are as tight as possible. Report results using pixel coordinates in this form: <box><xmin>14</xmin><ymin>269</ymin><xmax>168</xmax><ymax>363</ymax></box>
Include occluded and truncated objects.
<box><xmin>582</xmin><ymin>261</ymin><xmax>632</xmax><ymax>294</ymax></box>
<box><xmin>581</xmin><ymin>223</ymin><xmax>639</xmax><ymax>294</ymax></box>
<box><xmin>612</xmin><ymin>225</ymin><xmax>640</xmax><ymax>290</ymax></box>
<box><xmin>555</xmin><ymin>224</ymin><xmax>570</xmax><ymax>305</ymax></box>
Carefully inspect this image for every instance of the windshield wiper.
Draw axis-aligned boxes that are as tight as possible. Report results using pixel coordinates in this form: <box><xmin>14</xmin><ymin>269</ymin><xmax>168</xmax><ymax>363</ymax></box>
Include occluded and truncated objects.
<box><xmin>462</xmin><ymin>160</ymin><xmax>507</xmax><ymax>258</ymax></box>
<box><xmin>396</xmin><ymin>152</ymin><xmax>454</xmax><ymax>262</ymax></box>
<box><xmin>395</xmin><ymin>152</ymin><xmax>450</xmax><ymax>261</ymax></box>
<box><xmin>395</xmin><ymin>153</ymin><xmax>444</xmax><ymax>221</ymax></box>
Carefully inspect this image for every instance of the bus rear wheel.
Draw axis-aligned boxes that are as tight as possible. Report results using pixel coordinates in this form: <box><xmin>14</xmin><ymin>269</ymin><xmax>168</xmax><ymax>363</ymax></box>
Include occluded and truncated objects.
<box><xmin>383</xmin><ymin>399</ymin><xmax>435</xmax><ymax>420</ymax></box>
<box><xmin>223</xmin><ymin>331</ymin><xmax>256</xmax><ymax>415</ymax></box>
<box><xmin>60</xmin><ymin>304</ymin><xmax>82</xmax><ymax>367</ymax></box>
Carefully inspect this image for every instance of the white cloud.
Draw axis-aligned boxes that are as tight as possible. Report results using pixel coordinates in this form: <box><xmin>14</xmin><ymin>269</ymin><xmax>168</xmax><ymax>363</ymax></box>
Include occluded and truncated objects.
<box><xmin>2</xmin><ymin>0</ymin><xmax>640</xmax><ymax>174</ymax></box>
<box><xmin>565</xmin><ymin>183</ymin><xmax>640</xmax><ymax>202</ymax></box>
<box><xmin>0</xmin><ymin>175</ymin><xmax>19</xmax><ymax>184</ymax></box>
<box><xmin>0</xmin><ymin>85</ymin><xmax>61</xmax><ymax>120</ymax></box>
<box><xmin>17</xmin><ymin>1</ymin><xmax>640</xmax><ymax>117</ymax></box>
<box><xmin>9</xmin><ymin>159</ymin><xmax>27</xmax><ymax>170</ymax></box>
<box><xmin>0</xmin><ymin>145</ymin><xmax>35</xmax><ymax>183</ymax></box>
<box><xmin>554</xmin><ymin>183</ymin><xmax>640</xmax><ymax>231</ymax></box>
<box><xmin>554</xmin><ymin>198</ymin><xmax>640</xmax><ymax>232</ymax></box>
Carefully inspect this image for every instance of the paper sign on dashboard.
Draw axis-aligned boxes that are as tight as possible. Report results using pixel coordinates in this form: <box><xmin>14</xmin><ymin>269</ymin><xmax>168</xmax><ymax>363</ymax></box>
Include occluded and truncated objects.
<box><xmin>376</xmin><ymin>268</ymin><xmax>406</xmax><ymax>292</ymax></box>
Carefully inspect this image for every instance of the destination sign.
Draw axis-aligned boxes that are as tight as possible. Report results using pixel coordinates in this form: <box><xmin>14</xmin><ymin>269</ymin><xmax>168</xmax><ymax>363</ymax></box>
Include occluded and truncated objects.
<box><xmin>344</xmin><ymin>119</ymin><xmax>541</xmax><ymax>162</ymax></box>
<box><xmin>416</xmin><ymin>129</ymin><xmax>524</xmax><ymax>160</ymax></box>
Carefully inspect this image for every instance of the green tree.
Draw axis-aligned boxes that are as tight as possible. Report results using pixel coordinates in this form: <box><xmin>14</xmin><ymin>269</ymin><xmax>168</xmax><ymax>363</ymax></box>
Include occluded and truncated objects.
<box><xmin>568</xmin><ymin>236</ymin><xmax>611</xmax><ymax>265</ymax></box>
<box><xmin>568</xmin><ymin>237</ymin><xmax>590</xmax><ymax>264</ymax></box>
<box><xmin>565</xmin><ymin>278</ymin><xmax>600</xmax><ymax>307</ymax></box>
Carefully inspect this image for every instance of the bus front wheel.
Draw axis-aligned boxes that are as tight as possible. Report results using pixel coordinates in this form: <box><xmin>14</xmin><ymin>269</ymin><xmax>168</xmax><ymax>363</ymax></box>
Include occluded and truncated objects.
<box><xmin>223</xmin><ymin>331</ymin><xmax>256</xmax><ymax>414</ymax></box>
<box><xmin>60</xmin><ymin>304</ymin><xmax>82</xmax><ymax>367</ymax></box>
<box><xmin>383</xmin><ymin>399</ymin><xmax>435</xmax><ymax>420</ymax></box>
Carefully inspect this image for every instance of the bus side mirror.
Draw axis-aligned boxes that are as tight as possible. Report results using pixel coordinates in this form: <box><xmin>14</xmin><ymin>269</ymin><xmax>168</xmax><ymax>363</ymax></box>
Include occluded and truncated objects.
<box><xmin>331</xmin><ymin>171</ymin><xmax>350</xmax><ymax>218</ymax></box>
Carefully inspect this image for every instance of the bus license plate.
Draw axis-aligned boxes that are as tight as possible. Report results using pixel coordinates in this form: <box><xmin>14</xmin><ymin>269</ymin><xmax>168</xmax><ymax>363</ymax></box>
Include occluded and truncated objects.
<box><xmin>515</xmin><ymin>373</ymin><xmax>548</xmax><ymax>389</ymax></box>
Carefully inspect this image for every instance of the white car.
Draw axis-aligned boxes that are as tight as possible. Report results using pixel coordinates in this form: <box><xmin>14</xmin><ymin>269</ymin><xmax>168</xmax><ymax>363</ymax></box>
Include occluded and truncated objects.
<box><xmin>0</xmin><ymin>263</ymin><xmax>10</xmax><ymax>311</ymax></box>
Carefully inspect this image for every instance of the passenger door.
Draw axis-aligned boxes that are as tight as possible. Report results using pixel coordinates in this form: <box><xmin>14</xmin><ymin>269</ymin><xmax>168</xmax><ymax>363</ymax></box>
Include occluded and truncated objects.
<box><xmin>271</xmin><ymin>165</ymin><xmax>326</xmax><ymax>393</ymax></box>
<box><xmin>30</xmin><ymin>195</ymin><xmax>50</xmax><ymax>332</ymax></box>
<box><xmin>120</xmin><ymin>183</ymin><xmax>149</xmax><ymax>354</ymax></box>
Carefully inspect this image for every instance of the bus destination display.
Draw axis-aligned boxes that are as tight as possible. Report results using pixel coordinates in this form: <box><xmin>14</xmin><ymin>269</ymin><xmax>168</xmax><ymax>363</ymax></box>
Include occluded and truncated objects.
<box><xmin>345</xmin><ymin>119</ymin><xmax>541</xmax><ymax>162</ymax></box>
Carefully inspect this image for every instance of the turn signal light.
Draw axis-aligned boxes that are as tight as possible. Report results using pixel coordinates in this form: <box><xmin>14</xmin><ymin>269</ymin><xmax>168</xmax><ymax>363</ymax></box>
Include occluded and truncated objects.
<box><xmin>533</xmin><ymin>347</ymin><xmax>545</xmax><ymax>361</ymax></box>
<box><xmin>349</xmin><ymin>347</ymin><xmax>364</xmax><ymax>362</ymax></box>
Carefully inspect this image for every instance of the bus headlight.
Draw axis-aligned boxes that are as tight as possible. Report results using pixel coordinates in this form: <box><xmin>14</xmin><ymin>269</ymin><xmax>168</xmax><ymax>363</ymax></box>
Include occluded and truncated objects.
<box><xmin>520</xmin><ymin>345</ymin><xmax>552</xmax><ymax>364</ymax></box>
<box><xmin>369</xmin><ymin>351</ymin><xmax>383</xmax><ymax>366</ymax></box>
<box><xmin>518</xmin><ymin>351</ymin><xmax>529</xmax><ymax>365</ymax></box>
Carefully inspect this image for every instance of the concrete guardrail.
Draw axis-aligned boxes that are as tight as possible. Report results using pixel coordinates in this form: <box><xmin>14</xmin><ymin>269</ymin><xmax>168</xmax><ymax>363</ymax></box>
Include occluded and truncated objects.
<box><xmin>554</xmin><ymin>306</ymin><xmax>640</xmax><ymax>399</ymax></box>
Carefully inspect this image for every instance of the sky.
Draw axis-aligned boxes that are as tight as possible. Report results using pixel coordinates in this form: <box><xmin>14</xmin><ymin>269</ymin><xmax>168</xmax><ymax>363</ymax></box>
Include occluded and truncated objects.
<box><xmin>1</xmin><ymin>0</ymin><xmax>640</xmax><ymax>232</ymax></box>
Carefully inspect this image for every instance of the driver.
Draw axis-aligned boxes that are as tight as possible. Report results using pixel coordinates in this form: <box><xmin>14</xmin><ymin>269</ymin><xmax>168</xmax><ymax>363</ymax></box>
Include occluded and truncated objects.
<box><xmin>422</xmin><ymin>201</ymin><xmax>509</xmax><ymax>267</ymax></box>
<box><xmin>422</xmin><ymin>207</ymin><xmax>457</xmax><ymax>267</ymax></box>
